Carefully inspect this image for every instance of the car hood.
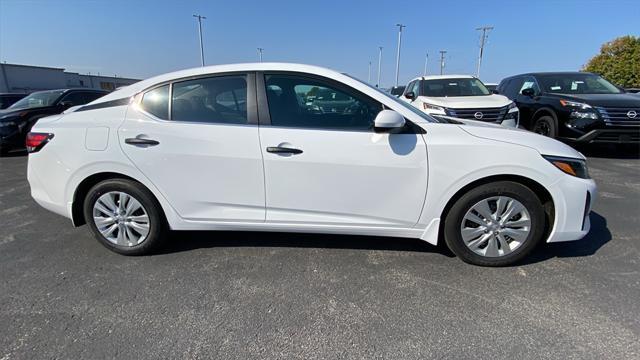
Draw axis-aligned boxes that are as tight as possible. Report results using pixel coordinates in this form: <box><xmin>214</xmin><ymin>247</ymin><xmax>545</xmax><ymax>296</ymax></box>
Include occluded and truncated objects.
<box><xmin>418</xmin><ymin>94</ymin><xmax>511</xmax><ymax>108</ymax></box>
<box><xmin>545</xmin><ymin>93</ymin><xmax>640</xmax><ymax>107</ymax></box>
<box><xmin>455</xmin><ymin>119</ymin><xmax>584</xmax><ymax>159</ymax></box>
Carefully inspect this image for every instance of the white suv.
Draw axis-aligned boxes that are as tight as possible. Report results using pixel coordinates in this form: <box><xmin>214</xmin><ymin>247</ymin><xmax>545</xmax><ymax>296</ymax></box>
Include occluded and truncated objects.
<box><xmin>401</xmin><ymin>75</ymin><xmax>519</xmax><ymax>127</ymax></box>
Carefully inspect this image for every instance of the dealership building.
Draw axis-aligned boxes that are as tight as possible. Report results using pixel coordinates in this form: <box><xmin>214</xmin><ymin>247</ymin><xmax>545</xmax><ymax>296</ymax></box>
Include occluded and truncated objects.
<box><xmin>0</xmin><ymin>62</ymin><xmax>140</xmax><ymax>93</ymax></box>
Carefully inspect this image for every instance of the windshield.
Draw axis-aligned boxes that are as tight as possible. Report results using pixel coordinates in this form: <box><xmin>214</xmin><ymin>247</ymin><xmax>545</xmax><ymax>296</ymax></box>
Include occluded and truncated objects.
<box><xmin>344</xmin><ymin>74</ymin><xmax>441</xmax><ymax>123</ymax></box>
<box><xmin>422</xmin><ymin>78</ymin><xmax>490</xmax><ymax>97</ymax></box>
<box><xmin>8</xmin><ymin>90</ymin><xmax>65</xmax><ymax>110</ymax></box>
<box><xmin>537</xmin><ymin>74</ymin><xmax>622</xmax><ymax>94</ymax></box>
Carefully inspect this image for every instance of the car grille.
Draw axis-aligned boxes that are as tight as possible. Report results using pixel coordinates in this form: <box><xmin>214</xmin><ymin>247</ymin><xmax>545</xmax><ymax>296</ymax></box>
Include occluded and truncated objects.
<box><xmin>596</xmin><ymin>106</ymin><xmax>640</xmax><ymax>127</ymax></box>
<box><xmin>591</xmin><ymin>131</ymin><xmax>640</xmax><ymax>143</ymax></box>
<box><xmin>446</xmin><ymin>106</ymin><xmax>508</xmax><ymax>122</ymax></box>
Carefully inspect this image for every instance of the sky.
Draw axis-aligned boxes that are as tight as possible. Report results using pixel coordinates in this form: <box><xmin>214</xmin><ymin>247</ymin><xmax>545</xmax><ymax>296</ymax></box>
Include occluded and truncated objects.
<box><xmin>0</xmin><ymin>0</ymin><xmax>638</xmax><ymax>86</ymax></box>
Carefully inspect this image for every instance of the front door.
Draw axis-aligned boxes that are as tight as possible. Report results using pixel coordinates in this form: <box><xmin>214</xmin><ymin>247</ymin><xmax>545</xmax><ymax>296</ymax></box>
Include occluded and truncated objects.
<box><xmin>258</xmin><ymin>73</ymin><xmax>428</xmax><ymax>227</ymax></box>
<box><xmin>119</xmin><ymin>73</ymin><xmax>265</xmax><ymax>222</ymax></box>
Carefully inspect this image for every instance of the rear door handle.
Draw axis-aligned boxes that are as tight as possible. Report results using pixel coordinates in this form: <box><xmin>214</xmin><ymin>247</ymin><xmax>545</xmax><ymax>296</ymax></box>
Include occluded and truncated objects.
<box><xmin>266</xmin><ymin>146</ymin><xmax>303</xmax><ymax>155</ymax></box>
<box><xmin>125</xmin><ymin>137</ymin><xmax>160</xmax><ymax>146</ymax></box>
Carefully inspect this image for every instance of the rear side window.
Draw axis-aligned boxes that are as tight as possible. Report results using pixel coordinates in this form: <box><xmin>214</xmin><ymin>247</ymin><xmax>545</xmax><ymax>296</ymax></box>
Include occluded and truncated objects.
<box><xmin>141</xmin><ymin>85</ymin><xmax>169</xmax><ymax>119</ymax></box>
<box><xmin>265</xmin><ymin>74</ymin><xmax>382</xmax><ymax>131</ymax></box>
<box><xmin>171</xmin><ymin>75</ymin><xmax>247</xmax><ymax>124</ymax></box>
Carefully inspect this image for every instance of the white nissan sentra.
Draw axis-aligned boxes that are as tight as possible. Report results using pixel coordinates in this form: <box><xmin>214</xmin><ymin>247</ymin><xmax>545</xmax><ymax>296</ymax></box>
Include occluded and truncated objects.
<box><xmin>27</xmin><ymin>63</ymin><xmax>596</xmax><ymax>266</ymax></box>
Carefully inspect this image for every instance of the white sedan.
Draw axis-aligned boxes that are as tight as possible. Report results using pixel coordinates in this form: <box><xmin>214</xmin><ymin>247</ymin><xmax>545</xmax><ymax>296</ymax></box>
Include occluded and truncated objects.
<box><xmin>27</xmin><ymin>63</ymin><xmax>596</xmax><ymax>266</ymax></box>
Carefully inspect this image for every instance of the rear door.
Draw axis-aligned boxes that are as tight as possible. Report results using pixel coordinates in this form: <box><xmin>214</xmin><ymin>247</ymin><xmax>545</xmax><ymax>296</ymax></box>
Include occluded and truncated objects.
<box><xmin>119</xmin><ymin>73</ymin><xmax>265</xmax><ymax>222</ymax></box>
<box><xmin>257</xmin><ymin>72</ymin><xmax>428</xmax><ymax>227</ymax></box>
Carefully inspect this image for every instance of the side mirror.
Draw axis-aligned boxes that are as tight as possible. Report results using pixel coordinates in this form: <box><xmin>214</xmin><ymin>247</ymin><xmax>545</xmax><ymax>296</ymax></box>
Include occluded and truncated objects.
<box><xmin>521</xmin><ymin>88</ymin><xmax>535</xmax><ymax>97</ymax></box>
<box><xmin>491</xmin><ymin>89</ymin><xmax>500</xmax><ymax>94</ymax></box>
<box><xmin>374</xmin><ymin>110</ymin><xmax>406</xmax><ymax>133</ymax></box>
<box><xmin>404</xmin><ymin>91</ymin><xmax>415</xmax><ymax>100</ymax></box>
<box><xmin>59</xmin><ymin>101</ymin><xmax>73</xmax><ymax>110</ymax></box>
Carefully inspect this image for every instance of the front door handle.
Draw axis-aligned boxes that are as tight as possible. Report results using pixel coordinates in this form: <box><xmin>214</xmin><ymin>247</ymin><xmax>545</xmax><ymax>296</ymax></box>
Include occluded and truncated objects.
<box><xmin>125</xmin><ymin>137</ymin><xmax>160</xmax><ymax>146</ymax></box>
<box><xmin>266</xmin><ymin>146</ymin><xmax>303</xmax><ymax>155</ymax></box>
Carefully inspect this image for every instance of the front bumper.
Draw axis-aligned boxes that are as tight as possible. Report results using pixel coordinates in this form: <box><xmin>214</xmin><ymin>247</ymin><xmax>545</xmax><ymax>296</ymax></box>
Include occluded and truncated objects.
<box><xmin>565</xmin><ymin>128</ymin><xmax>640</xmax><ymax>144</ymax></box>
<box><xmin>546</xmin><ymin>174</ymin><xmax>597</xmax><ymax>243</ymax></box>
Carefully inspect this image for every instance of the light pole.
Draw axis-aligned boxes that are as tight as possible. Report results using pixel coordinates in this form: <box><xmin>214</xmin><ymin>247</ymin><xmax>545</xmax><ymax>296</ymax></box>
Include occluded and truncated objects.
<box><xmin>394</xmin><ymin>24</ymin><xmax>406</xmax><ymax>87</ymax></box>
<box><xmin>439</xmin><ymin>50</ymin><xmax>447</xmax><ymax>75</ymax></box>
<box><xmin>423</xmin><ymin>52</ymin><xmax>428</xmax><ymax>76</ymax></box>
<box><xmin>257</xmin><ymin>47</ymin><xmax>264</xmax><ymax>62</ymax></box>
<box><xmin>475</xmin><ymin>26</ymin><xmax>494</xmax><ymax>78</ymax></box>
<box><xmin>368</xmin><ymin>61</ymin><xmax>372</xmax><ymax>83</ymax></box>
<box><xmin>376</xmin><ymin>46</ymin><xmax>383</xmax><ymax>88</ymax></box>
<box><xmin>193</xmin><ymin>14</ymin><xmax>206</xmax><ymax>66</ymax></box>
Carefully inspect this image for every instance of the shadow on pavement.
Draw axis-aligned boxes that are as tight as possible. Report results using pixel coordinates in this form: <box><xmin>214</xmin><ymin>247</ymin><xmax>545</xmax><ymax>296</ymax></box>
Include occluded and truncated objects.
<box><xmin>521</xmin><ymin>211</ymin><xmax>611</xmax><ymax>265</ymax></box>
<box><xmin>161</xmin><ymin>229</ymin><xmax>454</xmax><ymax>257</ymax></box>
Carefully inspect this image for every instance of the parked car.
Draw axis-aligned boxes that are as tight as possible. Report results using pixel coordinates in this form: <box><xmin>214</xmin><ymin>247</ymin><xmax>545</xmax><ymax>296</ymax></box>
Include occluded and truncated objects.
<box><xmin>389</xmin><ymin>85</ymin><xmax>405</xmax><ymax>97</ymax></box>
<box><xmin>484</xmin><ymin>83</ymin><xmax>498</xmax><ymax>93</ymax></box>
<box><xmin>400</xmin><ymin>75</ymin><xmax>519</xmax><ymax>127</ymax></box>
<box><xmin>497</xmin><ymin>72</ymin><xmax>640</xmax><ymax>144</ymax></box>
<box><xmin>27</xmin><ymin>63</ymin><xmax>595</xmax><ymax>266</ymax></box>
<box><xmin>0</xmin><ymin>93</ymin><xmax>28</xmax><ymax>109</ymax></box>
<box><xmin>0</xmin><ymin>88</ymin><xmax>107</xmax><ymax>154</ymax></box>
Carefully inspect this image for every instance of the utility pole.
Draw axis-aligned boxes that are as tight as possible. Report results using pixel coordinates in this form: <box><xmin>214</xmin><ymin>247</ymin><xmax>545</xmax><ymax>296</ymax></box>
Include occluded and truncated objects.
<box><xmin>368</xmin><ymin>61</ymin><xmax>372</xmax><ymax>83</ymax></box>
<box><xmin>193</xmin><ymin>14</ymin><xmax>206</xmax><ymax>66</ymax></box>
<box><xmin>394</xmin><ymin>24</ymin><xmax>406</xmax><ymax>87</ymax></box>
<box><xmin>439</xmin><ymin>50</ymin><xmax>447</xmax><ymax>75</ymax></box>
<box><xmin>257</xmin><ymin>47</ymin><xmax>264</xmax><ymax>62</ymax></box>
<box><xmin>476</xmin><ymin>26</ymin><xmax>494</xmax><ymax>78</ymax></box>
<box><xmin>376</xmin><ymin>46</ymin><xmax>383</xmax><ymax>88</ymax></box>
<box><xmin>423</xmin><ymin>52</ymin><xmax>429</xmax><ymax>76</ymax></box>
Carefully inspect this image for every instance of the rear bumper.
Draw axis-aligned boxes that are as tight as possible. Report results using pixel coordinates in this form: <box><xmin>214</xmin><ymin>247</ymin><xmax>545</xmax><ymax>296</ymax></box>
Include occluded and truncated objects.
<box><xmin>567</xmin><ymin>128</ymin><xmax>640</xmax><ymax>144</ymax></box>
<box><xmin>0</xmin><ymin>129</ymin><xmax>24</xmax><ymax>148</ymax></box>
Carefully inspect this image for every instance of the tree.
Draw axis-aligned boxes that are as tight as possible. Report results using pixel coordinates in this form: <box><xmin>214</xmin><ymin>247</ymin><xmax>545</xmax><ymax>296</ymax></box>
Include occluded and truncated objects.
<box><xmin>583</xmin><ymin>35</ymin><xmax>640</xmax><ymax>88</ymax></box>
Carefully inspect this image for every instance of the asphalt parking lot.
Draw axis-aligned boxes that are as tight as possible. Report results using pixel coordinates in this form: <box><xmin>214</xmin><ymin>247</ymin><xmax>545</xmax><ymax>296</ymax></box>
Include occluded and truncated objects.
<box><xmin>1</xmin><ymin>146</ymin><xmax>639</xmax><ymax>360</ymax></box>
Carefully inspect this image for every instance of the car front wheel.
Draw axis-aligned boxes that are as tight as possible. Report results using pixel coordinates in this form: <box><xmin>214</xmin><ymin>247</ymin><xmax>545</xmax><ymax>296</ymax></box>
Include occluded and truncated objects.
<box><xmin>83</xmin><ymin>179</ymin><xmax>167</xmax><ymax>255</ymax></box>
<box><xmin>444</xmin><ymin>181</ymin><xmax>546</xmax><ymax>266</ymax></box>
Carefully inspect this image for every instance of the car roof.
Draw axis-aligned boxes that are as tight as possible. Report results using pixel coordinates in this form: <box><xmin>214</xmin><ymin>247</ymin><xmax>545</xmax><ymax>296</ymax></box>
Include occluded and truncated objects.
<box><xmin>409</xmin><ymin>74</ymin><xmax>475</xmax><ymax>82</ymax></box>
<box><xmin>93</xmin><ymin>62</ymin><xmax>355</xmax><ymax>104</ymax></box>
<box><xmin>503</xmin><ymin>71</ymin><xmax>597</xmax><ymax>80</ymax></box>
<box><xmin>28</xmin><ymin>88</ymin><xmax>108</xmax><ymax>95</ymax></box>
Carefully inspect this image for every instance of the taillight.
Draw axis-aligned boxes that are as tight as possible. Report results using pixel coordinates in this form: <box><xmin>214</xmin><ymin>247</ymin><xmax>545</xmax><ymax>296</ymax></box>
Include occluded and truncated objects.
<box><xmin>26</xmin><ymin>132</ymin><xmax>54</xmax><ymax>153</ymax></box>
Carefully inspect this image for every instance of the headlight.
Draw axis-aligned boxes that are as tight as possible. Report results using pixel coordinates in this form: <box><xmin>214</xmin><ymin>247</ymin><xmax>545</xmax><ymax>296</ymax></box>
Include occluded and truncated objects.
<box><xmin>422</xmin><ymin>102</ymin><xmax>447</xmax><ymax>114</ymax></box>
<box><xmin>559</xmin><ymin>99</ymin><xmax>592</xmax><ymax>110</ymax></box>
<box><xmin>504</xmin><ymin>102</ymin><xmax>519</xmax><ymax>120</ymax></box>
<box><xmin>542</xmin><ymin>155</ymin><xmax>590</xmax><ymax>179</ymax></box>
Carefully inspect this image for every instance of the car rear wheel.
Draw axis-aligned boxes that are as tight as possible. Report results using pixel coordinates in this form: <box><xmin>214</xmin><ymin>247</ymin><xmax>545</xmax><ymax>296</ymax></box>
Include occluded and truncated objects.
<box><xmin>532</xmin><ymin>115</ymin><xmax>557</xmax><ymax>138</ymax></box>
<box><xmin>443</xmin><ymin>181</ymin><xmax>545</xmax><ymax>266</ymax></box>
<box><xmin>83</xmin><ymin>179</ymin><xmax>167</xmax><ymax>255</ymax></box>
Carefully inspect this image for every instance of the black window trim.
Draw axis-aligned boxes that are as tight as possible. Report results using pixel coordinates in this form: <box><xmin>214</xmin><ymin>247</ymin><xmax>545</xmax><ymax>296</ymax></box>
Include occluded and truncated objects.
<box><xmin>136</xmin><ymin>71</ymin><xmax>258</xmax><ymax>126</ymax></box>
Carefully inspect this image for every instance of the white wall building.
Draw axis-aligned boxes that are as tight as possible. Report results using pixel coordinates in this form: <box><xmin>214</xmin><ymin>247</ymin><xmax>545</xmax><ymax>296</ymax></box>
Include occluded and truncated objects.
<box><xmin>0</xmin><ymin>62</ymin><xmax>139</xmax><ymax>93</ymax></box>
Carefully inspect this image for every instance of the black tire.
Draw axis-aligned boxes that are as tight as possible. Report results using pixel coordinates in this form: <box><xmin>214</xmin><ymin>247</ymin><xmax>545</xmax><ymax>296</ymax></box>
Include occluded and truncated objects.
<box><xmin>83</xmin><ymin>178</ymin><xmax>167</xmax><ymax>255</ymax></box>
<box><xmin>531</xmin><ymin>115</ymin><xmax>557</xmax><ymax>138</ymax></box>
<box><xmin>443</xmin><ymin>181</ymin><xmax>546</xmax><ymax>267</ymax></box>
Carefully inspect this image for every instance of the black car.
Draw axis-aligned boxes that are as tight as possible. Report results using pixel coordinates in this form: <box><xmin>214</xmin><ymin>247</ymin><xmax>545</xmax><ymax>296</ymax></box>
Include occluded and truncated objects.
<box><xmin>497</xmin><ymin>72</ymin><xmax>640</xmax><ymax>144</ymax></box>
<box><xmin>0</xmin><ymin>93</ymin><xmax>27</xmax><ymax>109</ymax></box>
<box><xmin>0</xmin><ymin>88</ymin><xmax>107</xmax><ymax>154</ymax></box>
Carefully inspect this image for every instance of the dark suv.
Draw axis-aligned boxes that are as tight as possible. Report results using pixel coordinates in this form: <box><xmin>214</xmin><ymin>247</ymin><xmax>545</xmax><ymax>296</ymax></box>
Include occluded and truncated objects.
<box><xmin>0</xmin><ymin>88</ymin><xmax>107</xmax><ymax>154</ymax></box>
<box><xmin>497</xmin><ymin>72</ymin><xmax>640</xmax><ymax>144</ymax></box>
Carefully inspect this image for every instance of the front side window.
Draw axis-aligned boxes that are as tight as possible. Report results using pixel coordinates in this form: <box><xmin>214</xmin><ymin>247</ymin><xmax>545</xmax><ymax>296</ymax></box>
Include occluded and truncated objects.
<box><xmin>519</xmin><ymin>76</ymin><xmax>540</xmax><ymax>95</ymax></box>
<box><xmin>422</xmin><ymin>78</ymin><xmax>490</xmax><ymax>97</ymax></box>
<box><xmin>141</xmin><ymin>85</ymin><xmax>169</xmax><ymax>119</ymax></box>
<box><xmin>59</xmin><ymin>92</ymin><xmax>87</xmax><ymax>106</ymax></box>
<box><xmin>171</xmin><ymin>75</ymin><xmax>248</xmax><ymax>124</ymax></box>
<box><xmin>265</xmin><ymin>74</ymin><xmax>382</xmax><ymax>130</ymax></box>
